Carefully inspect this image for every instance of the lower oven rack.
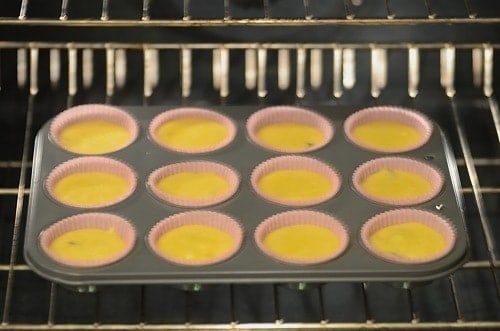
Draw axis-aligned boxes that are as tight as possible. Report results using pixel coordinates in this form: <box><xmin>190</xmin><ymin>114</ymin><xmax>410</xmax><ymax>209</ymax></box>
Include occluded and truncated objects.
<box><xmin>0</xmin><ymin>42</ymin><xmax>498</xmax><ymax>330</ymax></box>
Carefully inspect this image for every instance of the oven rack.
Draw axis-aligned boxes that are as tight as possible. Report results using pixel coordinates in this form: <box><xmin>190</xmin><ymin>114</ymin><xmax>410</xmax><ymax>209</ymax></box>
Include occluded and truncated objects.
<box><xmin>0</xmin><ymin>0</ymin><xmax>498</xmax><ymax>26</ymax></box>
<box><xmin>0</xmin><ymin>41</ymin><xmax>498</xmax><ymax>330</ymax></box>
<box><xmin>0</xmin><ymin>41</ymin><xmax>497</xmax><ymax>98</ymax></box>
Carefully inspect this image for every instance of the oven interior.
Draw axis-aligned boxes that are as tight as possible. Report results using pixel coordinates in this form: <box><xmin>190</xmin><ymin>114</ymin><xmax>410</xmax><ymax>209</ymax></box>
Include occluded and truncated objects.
<box><xmin>0</xmin><ymin>0</ymin><xmax>499</xmax><ymax>329</ymax></box>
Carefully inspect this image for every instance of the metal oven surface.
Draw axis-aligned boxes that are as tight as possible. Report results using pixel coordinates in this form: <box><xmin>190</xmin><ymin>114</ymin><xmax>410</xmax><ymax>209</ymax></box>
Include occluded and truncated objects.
<box><xmin>0</xmin><ymin>1</ymin><xmax>499</xmax><ymax>330</ymax></box>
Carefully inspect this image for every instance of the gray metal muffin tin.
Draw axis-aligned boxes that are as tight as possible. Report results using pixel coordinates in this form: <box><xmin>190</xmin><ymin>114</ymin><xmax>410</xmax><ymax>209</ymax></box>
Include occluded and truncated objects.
<box><xmin>24</xmin><ymin>105</ymin><xmax>469</xmax><ymax>286</ymax></box>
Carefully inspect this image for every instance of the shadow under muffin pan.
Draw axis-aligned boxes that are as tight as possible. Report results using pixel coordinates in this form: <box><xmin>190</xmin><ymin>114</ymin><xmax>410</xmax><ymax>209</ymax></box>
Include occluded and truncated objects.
<box><xmin>25</xmin><ymin>105</ymin><xmax>468</xmax><ymax>286</ymax></box>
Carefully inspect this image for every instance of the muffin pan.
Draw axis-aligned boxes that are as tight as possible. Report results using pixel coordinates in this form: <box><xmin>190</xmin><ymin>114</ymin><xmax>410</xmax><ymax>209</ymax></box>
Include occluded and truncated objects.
<box><xmin>25</xmin><ymin>105</ymin><xmax>468</xmax><ymax>286</ymax></box>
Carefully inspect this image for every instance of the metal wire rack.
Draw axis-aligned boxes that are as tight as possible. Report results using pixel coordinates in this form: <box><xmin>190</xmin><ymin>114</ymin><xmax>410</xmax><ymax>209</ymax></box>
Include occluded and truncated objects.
<box><xmin>0</xmin><ymin>0</ymin><xmax>499</xmax><ymax>330</ymax></box>
<box><xmin>0</xmin><ymin>0</ymin><xmax>499</xmax><ymax>26</ymax></box>
<box><xmin>0</xmin><ymin>43</ymin><xmax>500</xmax><ymax>329</ymax></box>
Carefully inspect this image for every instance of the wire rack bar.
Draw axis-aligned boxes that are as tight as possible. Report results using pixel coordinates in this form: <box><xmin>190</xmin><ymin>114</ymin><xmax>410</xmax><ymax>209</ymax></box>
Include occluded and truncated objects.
<box><xmin>0</xmin><ymin>321</ymin><xmax>499</xmax><ymax>330</ymax></box>
<box><xmin>385</xmin><ymin>0</ymin><xmax>395</xmax><ymax>19</ymax></box>
<box><xmin>0</xmin><ymin>189</ymin><xmax>30</xmax><ymax>195</ymax></box>
<box><xmin>101</xmin><ymin>0</ymin><xmax>110</xmax><ymax>21</ymax></box>
<box><xmin>361</xmin><ymin>283</ymin><xmax>372</xmax><ymax>323</ymax></box>
<box><xmin>488</xmin><ymin>97</ymin><xmax>500</xmax><ymax>143</ymax></box>
<box><xmin>142</xmin><ymin>0</ymin><xmax>150</xmax><ymax>21</ymax></box>
<box><xmin>1</xmin><ymin>41</ymin><xmax>500</xmax><ymax>51</ymax></box>
<box><xmin>272</xmin><ymin>284</ymin><xmax>282</xmax><ymax>324</ymax></box>
<box><xmin>4</xmin><ymin>42</ymin><xmax>495</xmax><ymax>104</ymax></box>
<box><xmin>448</xmin><ymin>274</ymin><xmax>463</xmax><ymax>322</ymax></box>
<box><xmin>1</xmin><ymin>48</ymin><xmax>38</xmax><ymax>326</ymax></box>
<box><xmin>1</xmin><ymin>94</ymin><xmax>36</xmax><ymax>325</ymax></box>
<box><xmin>6</xmin><ymin>0</ymin><xmax>498</xmax><ymax>25</ymax></box>
<box><xmin>59</xmin><ymin>0</ymin><xmax>69</xmax><ymax>21</ymax></box>
<box><xmin>464</xmin><ymin>0</ymin><xmax>478</xmax><ymax>19</ymax></box>
<box><xmin>423</xmin><ymin>0</ymin><xmax>436</xmax><ymax>19</ymax></box>
<box><xmin>343</xmin><ymin>0</ymin><xmax>355</xmax><ymax>19</ymax></box>
<box><xmin>405</xmin><ymin>287</ymin><xmax>418</xmax><ymax>322</ymax></box>
<box><xmin>449</xmin><ymin>97</ymin><xmax>500</xmax><ymax>298</ymax></box>
<box><xmin>263</xmin><ymin>0</ymin><xmax>270</xmax><ymax>19</ymax></box>
<box><xmin>317</xmin><ymin>286</ymin><xmax>327</xmax><ymax>324</ymax></box>
<box><xmin>183</xmin><ymin>0</ymin><xmax>190</xmax><ymax>20</ymax></box>
<box><xmin>2</xmin><ymin>42</ymin><xmax>495</xmax><ymax>108</ymax></box>
<box><xmin>0</xmin><ymin>17</ymin><xmax>498</xmax><ymax>27</ymax></box>
<box><xmin>47</xmin><ymin>282</ymin><xmax>57</xmax><ymax>326</ymax></box>
<box><xmin>18</xmin><ymin>0</ymin><xmax>28</xmax><ymax>20</ymax></box>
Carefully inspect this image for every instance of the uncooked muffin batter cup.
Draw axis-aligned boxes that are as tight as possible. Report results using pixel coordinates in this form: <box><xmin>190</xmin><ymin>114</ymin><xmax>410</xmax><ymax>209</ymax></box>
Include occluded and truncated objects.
<box><xmin>147</xmin><ymin>211</ymin><xmax>243</xmax><ymax>266</ymax></box>
<box><xmin>360</xmin><ymin>209</ymin><xmax>456</xmax><ymax>264</ymax></box>
<box><xmin>246</xmin><ymin>105</ymin><xmax>333</xmax><ymax>153</ymax></box>
<box><xmin>344</xmin><ymin>106</ymin><xmax>433</xmax><ymax>153</ymax></box>
<box><xmin>40</xmin><ymin>213</ymin><xmax>137</xmax><ymax>268</ymax></box>
<box><xmin>45</xmin><ymin>156</ymin><xmax>137</xmax><ymax>209</ymax></box>
<box><xmin>254</xmin><ymin>210</ymin><xmax>349</xmax><ymax>265</ymax></box>
<box><xmin>149</xmin><ymin>107</ymin><xmax>237</xmax><ymax>153</ymax></box>
<box><xmin>147</xmin><ymin>161</ymin><xmax>240</xmax><ymax>208</ymax></box>
<box><xmin>352</xmin><ymin>157</ymin><xmax>444</xmax><ymax>206</ymax></box>
<box><xmin>50</xmin><ymin>104</ymin><xmax>139</xmax><ymax>155</ymax></box>
<box><xmin>250</xmin><ymin>155</ymin><xmax>341</xmax><ymax>207</ymax></box>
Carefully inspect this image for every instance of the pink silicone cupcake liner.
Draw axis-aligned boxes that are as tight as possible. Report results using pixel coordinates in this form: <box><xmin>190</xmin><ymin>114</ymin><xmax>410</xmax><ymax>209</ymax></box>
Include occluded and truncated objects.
<box><xmin>45</xmin><ymin>156</ymin><xmax>137</xmax><ymax>209</ymax></box>
<box><xmin>147</xmin><ymin>161</ymin><xmax>240</xmax><ymax>207</ymax></box>
<box><xmin>246</xmin><ymin>105</ymin><xmax>334</xmax><ymax>153</ymax></box>
<box><xmin>50</xmin><ymin>104</ymin><xmax>139</xmax><ymax>155</ymax></box>
<box><xmin>360</xmin><ymin>209</ymin><xmax>456</xmax><ymax>264</ymax></box>
<box><xmin>352</xmin><ymin>157</ymin><xmax>444</xmax><ymax>206</ymax></box>
<box><xmin>343</xmin><ymin>106</ymin><xmax>433</xmax><ymax>153</ymax></box>
<box><xmin>148</xmin><ymin>211</ymin><xmax>243</xmax><ymax>266</ymax></box>
<box><xmin>254</xmin><ymin>210</ymin><xmax>349</xmax><ymax>265</ymax></box>
<box><xmin>250</xmin><ymin>155</ymin><xmax>341</xmax><ymax>207</ymax></box>
<box><xmin>149</xmin><ymin>107</ymin><xmax>237</xmax><ymax>153</ymax></box>
<box><xmin>40</xmin><ymin>213</ymin><xmax>136</xmax><ymax>268</ymax></box>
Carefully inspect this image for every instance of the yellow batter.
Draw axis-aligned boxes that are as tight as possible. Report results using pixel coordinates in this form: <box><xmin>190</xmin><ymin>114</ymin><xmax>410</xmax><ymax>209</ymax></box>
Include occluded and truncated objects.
<box><xmin>361</xmin><ymin>168</ymin><xmax>432</xmax><ymax>200</ymax></box>
<box><xmin>369</xmin><ymin>222</ymin><xmax>446</xmax><ymax>260</ymax></box>
<box><xmin>263</xmin><ymin>224</ymin><xmax>341</xmax><ymax>260</ymax></box>
<box><xmin>53</xmin><ymin>171</ymin><xmax>129</xmax><ymax>207</ymax></box>
<box><xmin>156</xmin><ymin>172</ymin><xmax>229</xmax><ymax>200</ymax></box>
<box><xmin>258</xmin><ymin>169</ymin><xmax>332</xmax><ymax>202</ymax></box>
<box><xmin>156</xmin><ymin>225</ymin><xmax>234</xmax><ymax>263</ymax></box>
<box><xmin>352</xmin><ymin>120</ymin><xmax>422</xmax><ymax>151</ymax></box>
<box><xmin>256</xmin><ymin>122</ymin><xmax>324</xmax><ymax>151</ymax></box>
<box><xmin>49</xmin><ymin>228</ymin><xmax>126</xmax><ymax>262</ymax></box>
<box><xmin>155</xmin><ymin>117</ymin><xmax>229</xmax><ymax>151</ymax></box>
<box><xmin>58</xmin><ymin>120</ymin><xmax>131</xmax><ymax>154</ymax></box>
